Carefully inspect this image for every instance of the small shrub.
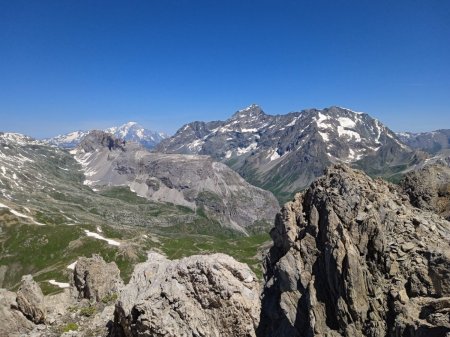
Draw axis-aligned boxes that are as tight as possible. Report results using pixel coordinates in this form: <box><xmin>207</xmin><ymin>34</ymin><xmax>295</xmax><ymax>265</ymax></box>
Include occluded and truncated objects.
<box><xmin>101</xmin><ymin>293</ymin><xmax>118</xmax><ymax>304</ymax></box>
<box><xmin>62</xmin><ymin>322</ymin><xmax>78</xmax><ymax>332</ymax></box>
<box><xmin>79</xmin><ymin>305</ymin><xmax>96</xmax><ymax>317</ymax></box>
<box><xmin>67</xmin><ymin>305</ymin><xmax>79</xmax><ymax>313</ymax></box>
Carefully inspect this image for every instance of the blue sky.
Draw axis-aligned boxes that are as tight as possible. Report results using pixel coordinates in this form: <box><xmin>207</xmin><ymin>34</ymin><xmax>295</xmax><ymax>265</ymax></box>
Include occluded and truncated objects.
<box><xmin>1</xmin><ymin>0</ymin><xmax>449</xmax><ymax>138</ymax></box>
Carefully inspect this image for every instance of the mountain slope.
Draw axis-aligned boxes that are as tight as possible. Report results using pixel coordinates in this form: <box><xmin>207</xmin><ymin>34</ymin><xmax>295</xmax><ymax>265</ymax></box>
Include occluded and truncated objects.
<box><xmin>157</xmin><ymin>105</ymin><xmax>415</xmax><ymax>201</ymax></box>
<box><xmin>44</xmin><ymin>122</ymin><xmax>167</xmax><ymax>149</ymax></box>
<box><xmin>72</xmin><ymin>131</ymin><xmax>279</xmax><ymax>234</ymax></box>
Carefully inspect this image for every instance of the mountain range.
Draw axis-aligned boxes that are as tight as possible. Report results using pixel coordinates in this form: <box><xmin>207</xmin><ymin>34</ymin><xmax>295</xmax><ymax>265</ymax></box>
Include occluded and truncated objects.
<box><xmin>157</xmin><ymin>105</ymin><xmax>429</xmax><ymax>201</ymax></box>
<box><xmin>397</xmin><ymin>129</ymin><xmax>450</xmax><ymax>154</ymax></box>
<box><xmin>43</xmin><ymin>121</ymin><xmax>167</xmax><ymax>149</ymax></box>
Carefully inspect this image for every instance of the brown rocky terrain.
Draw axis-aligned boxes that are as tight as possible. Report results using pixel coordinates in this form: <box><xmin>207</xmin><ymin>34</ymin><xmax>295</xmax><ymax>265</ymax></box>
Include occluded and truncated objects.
<box><xmin>258</xmin><ymin>164</ymin><xmax>450</xmax><ymax>337</ymax></box>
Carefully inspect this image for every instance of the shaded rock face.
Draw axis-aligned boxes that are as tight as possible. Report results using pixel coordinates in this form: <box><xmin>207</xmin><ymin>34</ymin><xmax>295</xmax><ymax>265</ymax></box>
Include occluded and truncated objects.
<box><xmin>79</xmin><ymin>130</ymin><xmax>125</xmax><ymax>153</ymax></box>
<box><xmin>401</xmin><ymin>164</ymin><xmax>450</xmax><ymax>221</ymax></box>
<box><xmin>113</xmin><ymin>252</ymin><xmax>261</xmax><ymax>337</ymax></box>
<box><xmin>16</xmin><ymin>274</ymin><xmax>46</xmax><ymax>324</ymax></box>
<box><xmin>73</xmin><ymin>254</ymin><xmax>123</xmax><ymax>302</ymax></box>
<box><xmin>259</xmin><ymin>164</ymin><xmax>450</xmax><ymax>337</ymax></box>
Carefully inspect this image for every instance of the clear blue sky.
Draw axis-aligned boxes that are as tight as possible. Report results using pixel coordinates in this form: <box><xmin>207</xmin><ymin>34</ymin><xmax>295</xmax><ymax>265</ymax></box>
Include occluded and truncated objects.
<box><xmin>1</xmin><ymin>0</ymin><xmax>449</xmax><ymax>138</ymax></box>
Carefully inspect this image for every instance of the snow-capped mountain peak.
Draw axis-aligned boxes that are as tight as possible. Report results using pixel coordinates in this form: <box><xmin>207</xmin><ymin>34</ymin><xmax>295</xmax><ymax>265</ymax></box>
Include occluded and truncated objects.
<box><xmin>44</xmin><ymin>122</ymin><xmax>168</xmax><ymax>149</ymax></box>
<box><xmin>157</xmin><ymin>105</ymin><xmax>415</xmax><ymax>199</ymax></box>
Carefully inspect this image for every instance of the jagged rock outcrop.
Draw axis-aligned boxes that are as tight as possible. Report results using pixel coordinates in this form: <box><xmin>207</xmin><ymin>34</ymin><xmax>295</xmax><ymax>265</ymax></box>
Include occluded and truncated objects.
<box><xmin>0</xmin><ymin>288</ymin><xmax>35</xmax><ymax>336</ymax></box>
<box><xmin>73</xmin><ymin>254</ymin><xmax>123</xmax><ymax>302</ymax></box>
<box><xmin>112</xmin><ymin>252</ymin><xmax>261</xmax><ymax>337</ymax></box>
<box><xmin>259</xmin><ymin>164</ymin><xmax>450</xmax><ymax>337</ymax></box>
<box><xmin>16</xmin><ymin>274</ymin><xmax>46</xmax><ymax>324</ymax></box>
<box><xmin>401</xmin><ymin>164</ymin><xmax>450</xmax><ymax>220</ymax></box>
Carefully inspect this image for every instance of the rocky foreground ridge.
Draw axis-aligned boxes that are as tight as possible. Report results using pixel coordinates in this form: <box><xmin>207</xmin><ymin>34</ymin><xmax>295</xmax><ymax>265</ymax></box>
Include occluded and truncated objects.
<box><xmin>259</xmin><ymin>164</ymin><xmax>450</xmax><ymax>337</ymax></box>
<box><xmin>0</xmin><ymin>253</ymin><xmax>260</xmax><ymax>337</ymax></box>
<box><xmin>1</xmin><ymin>165</ymin><xmax>450</xmax><ymax>336</ymax></box>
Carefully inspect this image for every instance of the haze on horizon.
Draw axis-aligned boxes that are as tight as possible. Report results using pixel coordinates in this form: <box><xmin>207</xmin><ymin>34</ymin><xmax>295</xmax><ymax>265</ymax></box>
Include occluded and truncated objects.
<box><xmin>0</xmin><ymin>0</ymin><xmax>449</xmax><ymax>138</ymax></box>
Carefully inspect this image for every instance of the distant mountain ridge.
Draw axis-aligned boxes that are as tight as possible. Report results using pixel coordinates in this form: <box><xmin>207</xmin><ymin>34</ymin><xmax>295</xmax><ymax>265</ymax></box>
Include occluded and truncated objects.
<box><xmin>157</xmin><ymin>104</ymin><xmax>417</xmax><ymax>201</ymax></box>
<box><xmin>44</xmin><ymin>121</ymin><xmax>168</xmax><ymax>149</ymax></box>
<box><xmin>397</xmin><ymin>129</ymin><xmax>450</xmax><ymax>154</ymax></box>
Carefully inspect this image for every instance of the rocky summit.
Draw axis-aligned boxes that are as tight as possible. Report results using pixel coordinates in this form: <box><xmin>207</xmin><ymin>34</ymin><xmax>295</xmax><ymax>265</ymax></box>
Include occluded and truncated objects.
<box><xmin>259</xmin><ymin>164</ymin><xmax>450</xmax><ymax>337</ymax></box>
<box><xmin>157</xmin><ymin>105</ymin><xmax>418</xmax><ymax>202</ymax></box>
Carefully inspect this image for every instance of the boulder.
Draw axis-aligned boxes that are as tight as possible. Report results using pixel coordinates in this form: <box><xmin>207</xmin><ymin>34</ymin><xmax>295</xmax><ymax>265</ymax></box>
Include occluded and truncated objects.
<box><xmin>16</xmin><ymin>274</ymin><xmax>46</xmax><ymax>324</ymax></box>
<box><xmin>73</xmin><ymin>254</ymin><xmax>123</xmax><ymax>302</ymax></box>
<box><xmin>0</xmin><ymin>288</ymin><xmax>35</xmax><ymax>336</ymax></box>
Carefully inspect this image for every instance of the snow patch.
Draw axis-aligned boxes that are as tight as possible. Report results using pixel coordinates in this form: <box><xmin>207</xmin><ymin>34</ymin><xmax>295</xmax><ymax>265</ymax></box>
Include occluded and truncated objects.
<box><xmin>48</xmin><ymin>280</ymin><xmax>70</xmax><ymax>288</ymax></box>
<box><xmin>337</xmin><ymin>126</ymin><xmax>361</xmax><ymax>141</ymax></box>
<box><xmin>315</xmin><ymin>112</ymin><xmax>330</xmax><ymax>128</ymax></box>
<box><xmin>0</xmin><ymin>202</ymin><xmax>46</xmax><ymax>225</ymax></box>
<box><xmin>286</xmin><ymin>116</ymin><xmax>299</xmax><ymax>127</ymax></box>
<box><xmin>84</xmin><ymin>230</ymin><xmax>120</xmax><ymax>246</ymax></box>
<box><xmin>269</xmin><ymin>150</ymin><xmax>281</xmax><ymax>161</ymax></box>
<box><xmin>237</xmin><ymin>142</ymin><xmax>258</xmax><ymax>155</ymax></box>
<box><xmin>318</xmin><ymin>131</ymin><xmax>329</xmax><ymax>142</ymax></box>
<box><xmin>188</xmin><ymin>139</ymin><xmax>204</xmax><ymax>151</ymax></box>
<box><xmin>338</xmin><ymin>117</ymin><xmax>356</xmax><ymax>128</ymax></box>
<box><xmin>67</xmin><ymin>261</ymin><xmax>77</xmax><ymax>270</ymax></box>
<box><xmin>337</xmin><ymin>107</ymin><xmax>365</xmax><ymax>115</ymax></box>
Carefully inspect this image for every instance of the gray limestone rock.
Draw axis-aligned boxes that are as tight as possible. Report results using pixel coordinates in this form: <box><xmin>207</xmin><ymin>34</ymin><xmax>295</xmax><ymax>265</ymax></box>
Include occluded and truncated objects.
<box><xmin>112</xmin><ymin>252</ymin><xmax>261</xmax><ymax>337</ymax></box>
<box><xmin>73</xmin><ymin>254</ymin><xmax>124</xmax><ymax>302</ymax></box>
<box><xmin>259</xmin><ymin>164</ymin><xmax>450</xmax><ymax>337</ymax></box>
<box><xmin>16</xmin><ymin>274</ymin><xmax>46</xmax><ymax>324</ymax></box>
<box><xmin>0</xmin><ymin>288</ymin><xmax>35</xmax><ymax>337</ymax></box>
